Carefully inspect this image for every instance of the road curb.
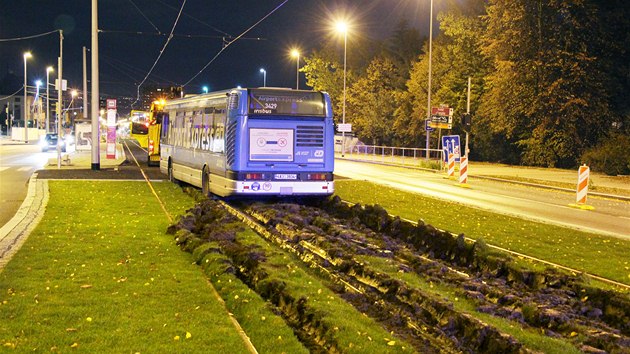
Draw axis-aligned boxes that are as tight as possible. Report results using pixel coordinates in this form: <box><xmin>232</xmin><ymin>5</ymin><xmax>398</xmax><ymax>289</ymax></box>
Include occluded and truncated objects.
<box><xmin>0</xmin><ymin>174</ymin><xmax>49</xmax><ymax>272</ymax></box>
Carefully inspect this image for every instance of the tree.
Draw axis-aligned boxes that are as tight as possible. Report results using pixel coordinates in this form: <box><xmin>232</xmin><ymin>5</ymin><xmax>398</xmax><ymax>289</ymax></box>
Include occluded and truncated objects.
<box><xmin>480</xmin><ymin>0</ymin><xmax>612</xmax><ymax>167</ymax></box>
<box><xmin>346</xmin><ymin>57</ymin><xmax>399</xmax><ymax>145</ymax></box>
<box><xmin>384</xmin><ymin>20</ymin><xmax>424</xmax><ymax>89</ymax></box>
<box><xmin>395</xmin><ymin>0</ymin><xmax>489</xmax><ymax>148</ymax></box>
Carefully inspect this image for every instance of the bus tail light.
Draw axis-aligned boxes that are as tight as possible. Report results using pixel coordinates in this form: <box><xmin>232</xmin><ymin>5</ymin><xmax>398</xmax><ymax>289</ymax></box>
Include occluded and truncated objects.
<box><xmin>307</xmin><ymin>173</ymin><xmax>327</xmax><ymax>181</ymax></box>
<box><xmin>148</xmin><ymin>139</ymin><xmax>154</xmax><ymax>154</ymax></box>
<box><xmin>245</xmin><ymin>173</ymin><xmax>264</xmax><ymax>180</ymax></box>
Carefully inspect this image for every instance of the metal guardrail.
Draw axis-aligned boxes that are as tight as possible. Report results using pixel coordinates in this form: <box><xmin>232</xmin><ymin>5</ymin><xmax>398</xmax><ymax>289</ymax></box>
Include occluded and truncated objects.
<box><xmin>345</xmin><ymin>144</ymin><xmax>444</xmax><ymax>167</ymax></box>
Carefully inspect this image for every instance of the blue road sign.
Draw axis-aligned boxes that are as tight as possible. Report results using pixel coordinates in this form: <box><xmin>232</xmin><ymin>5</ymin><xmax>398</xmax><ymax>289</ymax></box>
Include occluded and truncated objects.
<box><xmin>425</xmin><ymin>119</ymin><xmax>434</xmax><ymax>132</ymax></box>
<box><xmin>441</xmin><ymin>135</ymin><xmax>461</xmax><ymax>162</ymax></box>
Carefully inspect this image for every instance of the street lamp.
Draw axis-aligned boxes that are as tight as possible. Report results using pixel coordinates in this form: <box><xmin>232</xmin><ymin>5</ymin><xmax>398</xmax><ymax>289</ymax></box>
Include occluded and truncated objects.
<box><xmin>46</xmin><ymin>66</ymin><xmax>54</xmax><ymax>133</ymax></box>
<box><xmin>291</xmin><ymin>49</ymin><xmax>300</xmax><ymax>90</ymax></box>
<box><xmin>426</xmin><ymin>0</ymin><xmax>434</xmax><ymax>157</ymax></box>
<box><xmin>202</xmin><ymin>86</ymin><xmax>209</xmax><ymax>94</ymax></box>
<box><xmin>23</xmin><ymin>52</ymin><xmax>32</xmax><ymax>143</ymax></box>
<box><xmin>335</xmin><ymin>21</ymin><xmax>348</xmax><ymax>157</ymax></box>
<box><xmin>259</xmin><ymin>68</ymin><xmax>266</xmax><ymax>87</ymax></box>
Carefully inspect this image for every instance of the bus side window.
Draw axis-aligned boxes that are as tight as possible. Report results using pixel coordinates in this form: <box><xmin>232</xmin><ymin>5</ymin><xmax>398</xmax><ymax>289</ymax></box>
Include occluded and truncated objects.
<box><xmin>160</xmin><ymin>113</ymin><xmax>169</xmax><ymax>144</ymax></box>
<box><xmin>212</xmin><ymin>107</ymin><xmax>226</xmax><ymax>153</ymax></box>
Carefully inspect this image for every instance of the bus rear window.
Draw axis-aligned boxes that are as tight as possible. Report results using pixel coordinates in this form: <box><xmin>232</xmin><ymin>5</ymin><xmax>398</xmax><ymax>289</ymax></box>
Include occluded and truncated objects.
<box><xmin>248</xmin><ymin>89</ymin><xmax>325</xmax><ymax>116</ymax></box>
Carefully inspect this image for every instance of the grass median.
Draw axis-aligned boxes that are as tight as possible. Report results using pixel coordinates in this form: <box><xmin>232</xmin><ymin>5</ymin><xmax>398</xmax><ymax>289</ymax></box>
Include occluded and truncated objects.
<box><xmin>334</xmin><ymin>180</ymin><xmax>630</xmax><ymax>288</ymax></box>
<box><xmin>0</xmin><ymin>181</ymin><xmax>254</xmax><ymax>352</ymax></box>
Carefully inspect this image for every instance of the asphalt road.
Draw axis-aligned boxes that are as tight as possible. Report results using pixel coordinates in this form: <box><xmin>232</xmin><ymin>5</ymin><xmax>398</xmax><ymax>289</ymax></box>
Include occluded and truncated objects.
<box><xmin>0</xmin><ymin>139</ymin><xmax>164</xmax><ymax>229</ymax></box>
<box><xmin>334</xmin><ymin>159</ymin><xmax>630</xmax><ymax>239</ymax></box>
<box><xmin>0</xmin><ymin>143</ymin><xmax>49</xmax><ymax>227</ymax></box>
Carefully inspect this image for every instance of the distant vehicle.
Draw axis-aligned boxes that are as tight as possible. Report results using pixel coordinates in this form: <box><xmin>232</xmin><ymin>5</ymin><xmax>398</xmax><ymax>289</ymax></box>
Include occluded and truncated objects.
<box><xmin>158</xmin><ymin>87</ymin><xmax>335</xmax><ymax>197</ymax></box>
<box><xmin>147</xmin><ymin>99</ymin><xmax>167</xmax><ymax>167</ymax></box>
<box><xmin>40</xmin><ymin>133</ymin><xmax>67</xmax><ymax>152</ymax></box>
<box><xmin>129</xmin><ymin>110</ymin><xmax>150</xmax><ymax>148</ymax></box>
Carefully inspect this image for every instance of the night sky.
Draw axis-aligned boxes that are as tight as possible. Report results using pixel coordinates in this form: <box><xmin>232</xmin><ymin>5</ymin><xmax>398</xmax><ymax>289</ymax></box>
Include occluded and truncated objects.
<box><xmin>1</xmin><ymin>0</ymin><xmax>440</xmax><ymax>99</ymax></box>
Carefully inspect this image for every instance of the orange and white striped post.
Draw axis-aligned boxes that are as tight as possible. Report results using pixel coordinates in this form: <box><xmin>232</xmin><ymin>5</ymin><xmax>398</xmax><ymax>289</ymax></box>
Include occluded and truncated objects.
<box><xmin>570</xmin><ymin>164</ymin><xmax>594</xmax><ymax>210</ymax></box>
<box><xmin>447</xmin><ymin>153</ymin><xmax>455</xmax><ymax>179</ymax></box>
<box><xmin>576</xmin><ymin>165</ymin><xmax>589</xmax><ymax>204</ymax></box>
<box><xmin>458</xmin><ymin>156</ymin><xmax>470</xmax><ymax>187</ymax></box>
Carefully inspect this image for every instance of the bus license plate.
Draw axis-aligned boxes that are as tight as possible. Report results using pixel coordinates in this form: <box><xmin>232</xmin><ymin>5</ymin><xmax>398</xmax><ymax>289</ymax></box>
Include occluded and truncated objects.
<box><xmin>150</xmin><ymin>156</ymin><xmax>160</xmax><ymax>161</ymax></box>
<box><xmin>275</xmin><ymin>174</ymin><xmax>297</xmax><ymax>180</ymax></box>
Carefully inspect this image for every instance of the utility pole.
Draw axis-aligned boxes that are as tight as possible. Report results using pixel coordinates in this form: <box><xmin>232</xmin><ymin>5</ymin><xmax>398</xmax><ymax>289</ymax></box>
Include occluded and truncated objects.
<box><xmin>91</xmin><ymin>0</ymin><xmax>100</xmax><ymax>170</ymax></box>
<box><xmin>56</xmin><ymin>31</ymin><xmax>64</xmax><ymax>168</ymax></box>
<box><xmin>466</xmin><ymin>77</ymin><xmax>471</xmax><ymax>158</ymax></box>
<box><xmin>83</xmin><ymin>47</ymin><xmax>88</xmax><ymax>123</ymax></box>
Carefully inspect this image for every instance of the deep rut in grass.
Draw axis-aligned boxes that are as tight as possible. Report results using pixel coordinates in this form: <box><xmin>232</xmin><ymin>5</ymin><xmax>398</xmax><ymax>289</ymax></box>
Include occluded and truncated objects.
<box><xmin>168</xmin><ymin>196</ymin><xmax>630</xmax><ymax>353</ymax></box>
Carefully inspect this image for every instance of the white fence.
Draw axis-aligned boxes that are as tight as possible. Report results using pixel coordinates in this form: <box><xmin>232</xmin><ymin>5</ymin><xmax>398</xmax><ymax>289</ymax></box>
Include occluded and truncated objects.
<box><xmin>341</xmin><ymin>143</ymin><xmax>444</xmax><ymax>167</ymax></box>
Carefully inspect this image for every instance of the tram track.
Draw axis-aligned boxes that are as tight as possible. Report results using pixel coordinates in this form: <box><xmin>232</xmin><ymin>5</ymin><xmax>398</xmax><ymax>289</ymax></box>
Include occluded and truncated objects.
<box><xmin>220</xmin><ymin>201</ymin><xmax>520</xmax><ymax>353</ymax></box>
<box><xmin>209</xmin><ymin>198</ymin><xmax>630</xmax><ymax>352</ymax></box>
<box><xmin>124</xmin><ymin>140</ymin><xmax>630</xmax><ymax>352</ymax></box>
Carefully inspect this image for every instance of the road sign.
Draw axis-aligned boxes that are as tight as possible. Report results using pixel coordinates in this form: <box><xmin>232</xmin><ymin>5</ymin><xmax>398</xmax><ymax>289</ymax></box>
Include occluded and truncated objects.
<box><xmin>429</xmin><ymin>122</ymin><xmax>452</xmax><ymax>129</ymax></box>
<box><xmin>442</xmin><ymin>135</ymin><xmax>461</xmax><ymax>162</ymax></box>
<box><xmin>430</xmin><ymin>115</ymin><xmax>452</xmax><ymax>124</ymax></box>
<box><xmin>431</xmin><ymin>106</ymin><xmax>453</xmax><ymax>117</ymax></box>
<box><xmin>337</xmin><ymin>123</ymin><xmax>352</xmax><ymax>133</ymax></box>
<box><xmin>425</xmin><ymin>119</ymin><xmax>434</xmax><ymax>132</ymax></box>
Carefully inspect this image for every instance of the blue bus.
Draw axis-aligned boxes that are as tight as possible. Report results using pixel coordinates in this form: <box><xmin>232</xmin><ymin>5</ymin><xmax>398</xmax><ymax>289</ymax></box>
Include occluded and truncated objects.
<box><xmin>159</xmin><ymin>88</ymin><xmax>335</xmax><ymax>197</ymax></box>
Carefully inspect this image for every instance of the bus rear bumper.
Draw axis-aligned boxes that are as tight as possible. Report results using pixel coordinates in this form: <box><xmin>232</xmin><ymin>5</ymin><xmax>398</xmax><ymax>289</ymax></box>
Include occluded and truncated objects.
<box><xmin>234</xmin><ymin>181</ymin><xmax>334</xmax><ymax>196</ymax></box>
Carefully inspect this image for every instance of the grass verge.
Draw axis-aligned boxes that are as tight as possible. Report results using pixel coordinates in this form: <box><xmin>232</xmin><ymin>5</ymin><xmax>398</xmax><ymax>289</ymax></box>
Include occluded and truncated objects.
<box><xmin>334</xmin><ymin>180</ymin><xmax>630</xmax><ymax>287</ymax></box>
<box><xmin>0</xmin><ymin>181</ymin><xmax>252</xmax><ymax>352</ymax></box>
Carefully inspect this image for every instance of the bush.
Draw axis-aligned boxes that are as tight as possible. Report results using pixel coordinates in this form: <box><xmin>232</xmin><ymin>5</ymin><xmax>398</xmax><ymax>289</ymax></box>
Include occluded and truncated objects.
<box><xmin>581</xmin><ymin>133</ymin><xmax>630</xmax><ymax>175</ymax></box>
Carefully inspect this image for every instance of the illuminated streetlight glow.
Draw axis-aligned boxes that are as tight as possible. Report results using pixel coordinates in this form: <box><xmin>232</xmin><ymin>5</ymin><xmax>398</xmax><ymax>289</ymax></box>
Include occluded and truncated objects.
<box><xmin>291</xmin><ymin>49</ymin><xmax>300</xmax><ymax>90</ymax></box>
<box><xmin>259</xmin><ymin>68</ymin><xmax>267</xmax><ymax>87</ymax></box>
<box><xmin>202</xmin><ymin>86</ymin><xmax>209</xmax><ymax>94</ymax></box>
<box><xmin>335</xmin><ymin>21</ymin><xmax>348</xmax><ymax>34</ymax></box>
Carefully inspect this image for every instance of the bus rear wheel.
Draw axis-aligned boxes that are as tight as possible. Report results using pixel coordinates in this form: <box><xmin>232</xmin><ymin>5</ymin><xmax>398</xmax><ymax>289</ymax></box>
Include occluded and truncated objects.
<box><xmin>168</xmin><ymin>162</ymin><xmax>178</xmax><ymax>185</ymax></box>
<box><xmin>202</xmin><ymin>167</ymin><xmax>211</xmax><ymax>196</ymax></box>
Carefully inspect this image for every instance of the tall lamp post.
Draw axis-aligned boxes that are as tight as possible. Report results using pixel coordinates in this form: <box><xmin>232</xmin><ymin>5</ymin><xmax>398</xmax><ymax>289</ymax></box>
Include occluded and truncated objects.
<box><xmin>46</xmin><ymin>66</ymin><xmax>53</xmax><ymax>133</ymax></box>
<box><xmin>426</xmin><ymin>0</ymin><xmax>434</xmax><ymax>155</ymax></box>
<box><xmin>336</xmin><ymin>21</ymin><xmax>348</xmax><ymax>157</ymax></box>
<box><xmin>23</xmin><ymin>52</ymin><xmax>32</xmax><ymax>143</ymax></box>
<box><xmin>291</xmin><ymin>49</ymin><xmax>300</xmax><ymax>90</ymax></box>
<box><xmin>259</xmin><ymin>68</ymin><xmax>266</xmax><ymax>87</ymax></box>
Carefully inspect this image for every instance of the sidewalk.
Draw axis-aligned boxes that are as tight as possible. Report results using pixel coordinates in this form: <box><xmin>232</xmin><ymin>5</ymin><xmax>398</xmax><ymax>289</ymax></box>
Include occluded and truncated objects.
<box><xmin>42</xmin><ymin>142</ymin><xmax>126</xmax><ymax>170</ymax></box>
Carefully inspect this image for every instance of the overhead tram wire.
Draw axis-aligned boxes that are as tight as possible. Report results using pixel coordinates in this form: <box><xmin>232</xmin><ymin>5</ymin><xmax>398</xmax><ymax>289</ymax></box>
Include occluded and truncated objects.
<box><xmin>182</xmin><ymin>0</ymin><xmax>289</xmax><ymax>88</ymax></box>
<box><xmin>128</xmin><ymin>0</ymin><xmax>162</xmax><ymax>34</ymax></box>
<box><xmin>101</xmin><ymin>53</ymin><xmax>178</xmax><ymax>86</ymax></box>
<box><xmin>0</xmin><ymin>29</ymin><xmax>59</xmax><ymax>42</ymax></box>
<box><xmin>98</xmin><ymin>29</ymin><xmax>258</xmax><ymax>41</ymax></box>
<box><xmin>154</xmin><ymin>0</ymin><xmax>232</xmax><ymax>38</ymax></box>
<box><xmin>131</xmin><ymin>0</ymin><xmax>187</xmax><ymax>107</ymax></box>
